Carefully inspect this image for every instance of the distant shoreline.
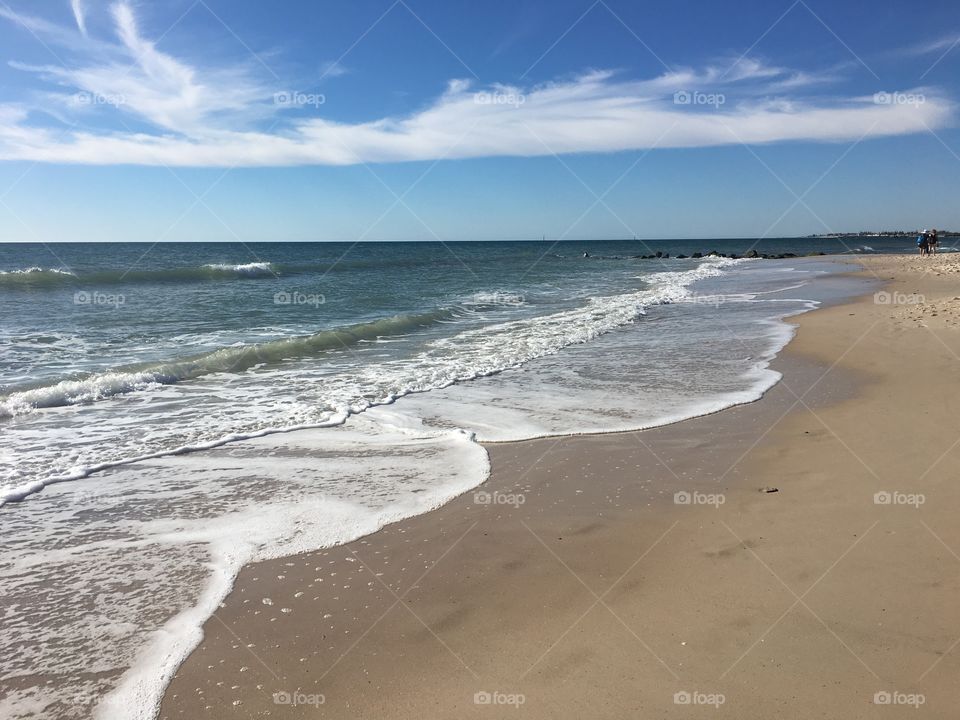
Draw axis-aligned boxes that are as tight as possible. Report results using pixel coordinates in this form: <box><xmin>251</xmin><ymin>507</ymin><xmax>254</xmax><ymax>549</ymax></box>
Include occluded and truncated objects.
<box><xmin>808</xmin><ymin>231</ymin><xmax>960</xmax><ymax>238</ymax></box>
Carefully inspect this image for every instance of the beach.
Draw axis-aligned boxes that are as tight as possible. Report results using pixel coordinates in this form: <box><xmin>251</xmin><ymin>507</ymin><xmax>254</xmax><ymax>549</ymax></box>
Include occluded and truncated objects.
<box><xmin>2</xmin><ymin>242</ymin><xmax>865</xmax><ymax>720</ymax></box>
<box><xmin>152</xmin><ymin>253</ymin><xmax>960</xmax><ymax>719</ymax></box>
<box><xmin>3</xmin><ymin>248</ymin><xmax>956</xmax><ymax>720</ymax></box>
<box><xmin>1</xmin><ymin>2</ymin><xmax>958</xmax><ymax>717</ymax></box>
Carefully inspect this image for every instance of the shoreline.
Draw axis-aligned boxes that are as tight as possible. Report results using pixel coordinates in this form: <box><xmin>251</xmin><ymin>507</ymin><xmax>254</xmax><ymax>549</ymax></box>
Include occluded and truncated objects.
<box><xmin>107</xmin><ymin>260</ymin><xmax>840</xmax><ymax>720</ymax></box>
<box><xmin>153</xmin><ymin>255</ymin><xmax>960</xmax><ymax>719</ymax></box>
<box><xmin>4</xmin><ymin>254</ymin><xmax>856</xmax><ymax>720</ymax></box>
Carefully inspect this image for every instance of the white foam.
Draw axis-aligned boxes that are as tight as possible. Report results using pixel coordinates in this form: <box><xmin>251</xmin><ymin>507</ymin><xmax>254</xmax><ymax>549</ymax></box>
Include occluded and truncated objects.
<box><xmin>102</xmin><ymin>422</ymin><xmax>487</xmax><ymax>720</ymax></box>
<box><xmin>0</xmin><ymin>411</ymin><xmax>350</xmax><ymax>507</ymax></box>
<box><xmin>202</xmin><ymin>262</ymin><xmax>275</xmax><ymax>276</ymax></box>
<box><xmin>378</xmin><ymin>298</ymin><xmax>807</xmax><ymax>444</ymax></box>
<box><xmin>0</xmin><ymin>371</ymin><xmax>167</xmax><ymax>418</ymax></box>
<box><xmin>0</xmin><ymin>266</ymin><xmax>75</xmax><ymax>276</ymax></box>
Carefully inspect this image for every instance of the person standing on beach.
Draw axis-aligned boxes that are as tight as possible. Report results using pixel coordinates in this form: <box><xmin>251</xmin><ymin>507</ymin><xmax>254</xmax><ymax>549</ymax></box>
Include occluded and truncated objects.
<box><xmin>930</xmin><ymin>229</ymin><xmax>939</xmax><ymax>254</ymax></box>
<box><xmin>918</xmin><ymin>230</ymin><xmax>929</xmax><ymax>255</ymax></box>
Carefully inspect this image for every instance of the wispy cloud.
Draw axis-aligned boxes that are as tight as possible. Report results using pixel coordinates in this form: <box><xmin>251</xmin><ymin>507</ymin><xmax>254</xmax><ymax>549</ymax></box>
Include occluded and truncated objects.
<box><xmin>70</xmin><ymin>0</ymin><xmax>87</xmax><ymax>37</ymax></box>
<box><xmin>0</xmin><ymin>2</ymin><xmax>953</xmax><ymax>168</ymax></box>
<box><xmin>319</xmin><ymin>60</ymin><xmax>349</xmax><ymax>79</ymax></box>
<box><xmin>902</xmin><ymin>33</ymin><xmax>960</xmax><ymax>56</ymax></box>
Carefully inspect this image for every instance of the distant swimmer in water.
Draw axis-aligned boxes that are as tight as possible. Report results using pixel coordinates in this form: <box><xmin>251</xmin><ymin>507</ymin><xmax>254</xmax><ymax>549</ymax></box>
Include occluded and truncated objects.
<box><xmin>582</xmin><ymin>252</ymin><xmax>590</xmax><ymax>258</ymax></box>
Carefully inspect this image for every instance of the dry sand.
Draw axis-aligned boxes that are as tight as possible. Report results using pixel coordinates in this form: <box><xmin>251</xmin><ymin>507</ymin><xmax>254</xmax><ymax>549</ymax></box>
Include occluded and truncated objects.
<box><xmin>159</xmin><ymin>254</ymin><xmax>960</xmax><ymax>719</ymax></box>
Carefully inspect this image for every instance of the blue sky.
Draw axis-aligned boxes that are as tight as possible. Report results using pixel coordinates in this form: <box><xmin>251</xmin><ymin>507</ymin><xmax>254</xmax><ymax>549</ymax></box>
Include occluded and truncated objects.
<box><xmin>0</xmin><ymin>0</ymin><xmax>959</xmax><ymax>241</ymax></box>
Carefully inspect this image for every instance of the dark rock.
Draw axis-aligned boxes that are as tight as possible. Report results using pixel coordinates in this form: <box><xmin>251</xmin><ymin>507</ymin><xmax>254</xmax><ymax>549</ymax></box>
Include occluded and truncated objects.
<box><xmin>662</xmin><ymin>253</ymin><xmax>670</xmax><ymax>259</ymax></box>
<box><xmin>746</xmin><ymin>249</ymin><xmax>759</xmax><ymax>258</ymax></box>
<box><xmin>676</xmin><ymin>254</ymin><xmax>688</xmax><ymax>259</ymax></box>
<box><xmin>655</xmin><ymin>251</ymin><xmax>663</xmax><ymax>258</ymax></box>
<box><xmin>707</xmin><ymin>250</ymin><xmax>720</xmax><ymax>256</ymax></box>
<box><xmin>730</xmin><ymin>254</ymin><xmax>739</xmax><ymax>259</ymax></box>
<box><xmin>691</xmin><ymin>252</ymin><xmax>702</xmax><ymax>259</ymax></box>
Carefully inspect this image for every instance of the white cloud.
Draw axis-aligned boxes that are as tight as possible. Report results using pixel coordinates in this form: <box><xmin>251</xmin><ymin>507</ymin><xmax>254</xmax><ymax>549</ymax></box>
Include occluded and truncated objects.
<box><xmin>0</xmin><ymin>2</ymin><xmax>953</xmax><ymax>168</ymax></box>
<box><xmin>319</xmin><ymin>60</ymin><xmax>349</xmax><ymax>79</ymax></box>
<box><xmin>902</xmin><ymin>33</ymin><xmax>960</xmax><ymax>56</ymax></box>
<box><xmin>70</xmin><ymin>0</ymin><xmax>87</xmax><ymax>37</ymax></box>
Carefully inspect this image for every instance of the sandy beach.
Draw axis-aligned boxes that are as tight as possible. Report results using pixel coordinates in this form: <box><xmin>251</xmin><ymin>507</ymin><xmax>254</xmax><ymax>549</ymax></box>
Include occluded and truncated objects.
<box><xmin>157</xmin><ymin>253</ymin><xmax>960</xmax><ymax>719</ymax></box>
<box><xmin>4</xmin><ymin>3</ymin><xmax>960</xmax><ymax>718</ymax></box>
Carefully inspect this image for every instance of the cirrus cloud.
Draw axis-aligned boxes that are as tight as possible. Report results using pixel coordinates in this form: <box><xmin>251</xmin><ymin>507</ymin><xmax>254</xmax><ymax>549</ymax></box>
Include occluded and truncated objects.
<box><xmin>0</xmin><ymin>2</ymin><xmax>953</xmax><ymax>168</ymax></box>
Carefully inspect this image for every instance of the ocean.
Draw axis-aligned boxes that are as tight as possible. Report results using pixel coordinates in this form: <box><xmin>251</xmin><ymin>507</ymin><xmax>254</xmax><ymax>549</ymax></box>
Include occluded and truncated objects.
<box><xmin>0</xmin><ymin>238</ymin><xmax>898</xmax><ymax>719</ymax></box>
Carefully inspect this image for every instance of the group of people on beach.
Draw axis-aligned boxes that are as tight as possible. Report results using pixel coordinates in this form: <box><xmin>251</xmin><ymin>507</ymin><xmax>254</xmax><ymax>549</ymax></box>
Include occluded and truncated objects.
<box><xmin>917</xmin><ymin>229</ymin><xmax>939</xmax><ymax>255</ymax></box>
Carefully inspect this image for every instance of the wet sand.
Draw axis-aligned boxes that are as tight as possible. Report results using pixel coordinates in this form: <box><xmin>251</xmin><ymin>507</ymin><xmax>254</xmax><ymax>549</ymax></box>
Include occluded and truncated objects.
<box><xmin>160</xmin><ymin>254</ymin><xmax>960</xmax><ymax>719</ymax></box>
